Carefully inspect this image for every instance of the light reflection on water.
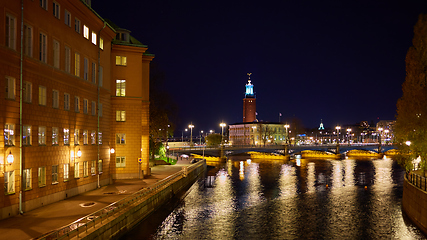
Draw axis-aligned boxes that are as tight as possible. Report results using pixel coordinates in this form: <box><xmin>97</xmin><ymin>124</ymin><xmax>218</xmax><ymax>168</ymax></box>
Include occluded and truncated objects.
<box><xmin>127</xmin><ymin>157</ymin><xmax>426</xmax><ymax>239</ymax></box>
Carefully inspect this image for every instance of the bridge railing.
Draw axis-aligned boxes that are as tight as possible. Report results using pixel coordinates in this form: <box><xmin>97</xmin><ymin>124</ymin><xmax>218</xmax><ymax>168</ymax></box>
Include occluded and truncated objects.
<box><xmin>406</xmin><ymin>172</ymin><xmax>427</xmax><ymax>192</ymax></box>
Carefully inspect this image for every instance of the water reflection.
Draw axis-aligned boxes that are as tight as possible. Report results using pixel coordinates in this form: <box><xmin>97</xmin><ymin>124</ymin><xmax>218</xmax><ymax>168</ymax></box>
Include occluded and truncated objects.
<box><xmin>129</xmin><ymin>157</ymin><xmax>426</xmax><ymax>239</ymax></box>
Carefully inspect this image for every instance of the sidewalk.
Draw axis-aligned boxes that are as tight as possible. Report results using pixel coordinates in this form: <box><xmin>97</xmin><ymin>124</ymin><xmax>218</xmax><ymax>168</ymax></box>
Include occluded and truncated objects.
<box><xmin>0</xmin><ymin>161</ymin><xmax>191</xmax><ymax>240</ymax></box>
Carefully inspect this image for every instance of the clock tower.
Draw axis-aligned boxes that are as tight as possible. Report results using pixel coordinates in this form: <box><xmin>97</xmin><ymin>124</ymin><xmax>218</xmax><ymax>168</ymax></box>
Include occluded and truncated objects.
<box><xmin>243</xmin><ymin>73</ymin><xmax>256</xmax><ymax>122</ymax></box>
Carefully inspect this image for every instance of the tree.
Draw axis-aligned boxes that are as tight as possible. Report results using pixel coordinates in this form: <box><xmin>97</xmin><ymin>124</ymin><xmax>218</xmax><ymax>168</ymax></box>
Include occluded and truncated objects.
<box><xmin>206</xmin><ymin>134</ymin><xmax>222</xmax><ymax>147</ymax></box>
<box><xmin>258</xmin><ymin>123</ymin><xmax>277</xmax><ymax>146</ymax></box>
<box><xmin>395</xmin><ymin>14</ymin><xmax>427</xmax><ymax>175</ymax></box>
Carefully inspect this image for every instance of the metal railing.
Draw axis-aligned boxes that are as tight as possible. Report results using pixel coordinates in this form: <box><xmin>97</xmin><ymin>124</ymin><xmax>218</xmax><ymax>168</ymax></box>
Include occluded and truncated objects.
<box><xmin>406</xmin><ymin>172</ymin><xmax>427</xmax><ymax>192</ymax></box>
<box><xmin>36</xmin><ymin>160</ymin><xmax>205</xmax><ymax>240</ymax></box>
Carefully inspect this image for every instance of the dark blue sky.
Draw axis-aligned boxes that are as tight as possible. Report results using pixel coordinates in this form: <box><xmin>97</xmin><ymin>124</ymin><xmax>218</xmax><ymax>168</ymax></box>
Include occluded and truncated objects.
<box><xmin>94</xmin><ymin>0</ymin><xmax>427</xmax><ymax>133</ymax></box>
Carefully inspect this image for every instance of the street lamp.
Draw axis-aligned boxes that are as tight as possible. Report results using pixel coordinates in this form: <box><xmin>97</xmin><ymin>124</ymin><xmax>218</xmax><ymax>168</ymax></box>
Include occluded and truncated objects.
<box><xmin>284</xmin><ymin>124</ymin><xmax>290</xmax><ymax>145</ymax></box>
<box><xmin>220</xmin><ymin>122</ymin><xmax>226</xmax><ymax>144</ymax></box>
<box><xmin>200</xmin><ymin>130</ymin><xmax>204</xmax><ymax>145</ymax></box>
<box><xmin>346</xmin><ymin>128</ymin><xmax>352</xmax><ymax>145</ymax></box>
<box><xmin>335</xmin><ymin>126</ymin><xmax>341</xmax><ymax>144</ymax></box>
<box><xmin>188</xmin><ymin>124</ymin><xmax>194</xmax><ymax>148</ymax></box>
<box><xmin>378</xmin><ymin>127</ymin><xmax>383</xmax><ymax>145</ymax></box>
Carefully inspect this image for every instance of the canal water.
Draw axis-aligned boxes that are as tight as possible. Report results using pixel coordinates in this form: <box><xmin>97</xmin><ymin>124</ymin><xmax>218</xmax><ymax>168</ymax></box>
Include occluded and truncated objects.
<box><xmin>122</xmin><ymin>157</ymin><xmax>426</xmax><ymax>239</ymax></box>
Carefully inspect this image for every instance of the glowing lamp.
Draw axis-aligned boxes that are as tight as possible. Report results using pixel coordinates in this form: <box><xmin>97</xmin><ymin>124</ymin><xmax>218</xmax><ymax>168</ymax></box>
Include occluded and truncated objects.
<box><xmin>110</xmin><ymin>148</ymin><xmax>115</xmax><ymax>154</ymax></box>
<box><xmin>77</xmin><ymin>148</ymin><xmax>82</xmax><ymax>158</ymax></box>
<box><xmin>6</xmin><ymin>151</ymin><xmax>14</xmax><ymax>164</ymax></box>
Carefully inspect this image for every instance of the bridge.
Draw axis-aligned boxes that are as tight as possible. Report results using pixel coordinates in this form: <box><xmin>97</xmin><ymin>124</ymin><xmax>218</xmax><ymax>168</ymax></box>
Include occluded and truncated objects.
<box><xmin>171</xmin><ymin>143</ymin><xmax>397</xmax><ymax>158</ymax></box>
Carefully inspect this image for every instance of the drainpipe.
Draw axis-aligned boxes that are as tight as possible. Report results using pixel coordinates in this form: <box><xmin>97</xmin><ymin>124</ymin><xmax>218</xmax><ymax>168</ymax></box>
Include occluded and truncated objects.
<box><xmin>97</xmin><ymin>21</ymin><xmax>106</xmax><ymax>188</ymax></box>
<box><xmin>19</xmin><ymin>0</ymin><xmax>24</xmax><ymax>214</ymax></box>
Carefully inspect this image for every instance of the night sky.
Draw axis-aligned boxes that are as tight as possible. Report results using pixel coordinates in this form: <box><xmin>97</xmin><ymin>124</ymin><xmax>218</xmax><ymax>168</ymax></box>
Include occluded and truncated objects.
<box><xmin>93</xmin><ymin>0</ymin><xmax>427</xmax><ymax>134</ymax></box>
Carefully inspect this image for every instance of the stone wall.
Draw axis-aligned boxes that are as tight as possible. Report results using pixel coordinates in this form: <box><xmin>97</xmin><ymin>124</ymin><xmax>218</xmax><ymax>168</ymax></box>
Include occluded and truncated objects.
<box><xmin>402</xmin><ymin>176</ymin><xmax>427</xmax><ymax>235</ymax></box>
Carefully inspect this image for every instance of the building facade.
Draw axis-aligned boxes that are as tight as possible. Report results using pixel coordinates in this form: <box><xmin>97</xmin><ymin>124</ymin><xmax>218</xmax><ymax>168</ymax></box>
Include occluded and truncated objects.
<box><xmin>0</xmin><ymin>0</ymin><xmax>152</xmax><ymax>219</ymax></box>
<box><xmin>229</xmin><ymin>122</ymin><xmax>288</xmax><ymax>146</ymax></box>
<box><xmin>243</xmin><ymin>74</ymin><xmax>256</xmax><ymax>122</ymax></box>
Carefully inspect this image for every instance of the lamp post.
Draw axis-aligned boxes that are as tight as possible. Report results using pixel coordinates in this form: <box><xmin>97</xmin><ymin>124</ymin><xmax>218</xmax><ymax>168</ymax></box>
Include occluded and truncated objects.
<box><xmin>200</xmin><ymin>130</ymin><xmax>204</xmax><ymax>146</ymax></box>
<box><xmin>252</xmin><ymin>126</ymin><xmax>257</xmax><ymax>146</ymax></box>
<box><xmin>188</xmin><ymin>124</ymin><xmax>194</xmax><ymax>149</ymax></box>
<box><xmin>346</xmin><ymin>128</ymin><xmax>352</xmax><ymax>145</ymax></box>
<box><xmin>284</xmin><ymin>124</ymin><xmax>290</xmax><ymax>155</ymax></box>
<box><xmin>335</xmin><ymin>126</ymin><xmax>341</xmax><ymax>144</ymax></box>
<box><xmin>378</xmin><ymin>127</ymin><xmax>383</xmax><ymax>152</ymax></box>
<box><xmin>220</xmin><ymin>122</ymin><xmax>226</xmax><ymax>144</ymax></box>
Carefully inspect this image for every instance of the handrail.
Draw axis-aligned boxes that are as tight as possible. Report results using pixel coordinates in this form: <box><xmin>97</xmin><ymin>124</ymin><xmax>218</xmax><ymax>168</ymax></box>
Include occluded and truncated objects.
<box><xmin>406</xmin><ymin>172</ymin><xmax>427</xmax><ymax>192</ymax></box>
<box><xmin>35</xmin><ymin>160</ymin><xmax>205</xmax><ymax>240</ymax></box>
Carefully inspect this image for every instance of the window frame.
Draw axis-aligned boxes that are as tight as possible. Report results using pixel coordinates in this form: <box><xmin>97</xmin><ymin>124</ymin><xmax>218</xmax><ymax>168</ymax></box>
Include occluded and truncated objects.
<box><xmin>74</xmin><ymin>162</ymin><xmax>80</xmax><ymax>178</ymax></box>
<box><xmin>52</xmin><ymin>165</ymin><xmax>59</xmax><ymax>184</ymax></box>
<box><xmin>38</xmin><ymin>85</ymin><xmax>47</xmax><ymax>106</ymax></box>
<box><xmin>53</xmin><ymin>39</ymin><xmax>60</xmax><ymax>68</ymax></box>
<box><xmin>52</xmin><ymin>127</ymin><xmax>59</xmax><ymax>145</ymax></box>
<box><xmin>23</xmin><ymin>125</ymin><xmax>32</xmax><ymax>146</ymax></box>
<box><xmin>52</xmin><ymin>1</ymin><xmax>60</xmax><ymax>19</ymax></box>
<box><xmin>5</xmin><ymin>171</ymin><xmax>15</xmax><ymax>194</ymax></box>
<box><xmin>4</xmin><ymin>123</ymin><xmax>15</xmax><ymax>146</ymax></box>
<box><xmin>38</xmin><ymin>166</ymin><xmax>46</xmax><ymax>187</ymax></box>
<box><xmin>63</xmin><ymin>128</ymin><xmax>70</xmax><ymax>145</ymax></box>
<box><xmin>115</xmin><ymin>80</ymin><xmax>126</xmax><ymax>96</ymax></box>
<box><xmin>74</xmin><ymin>52</ymin><xmax>80</xmax><ymax>77</ymax></box>
<box><xmin>64</xmin><ymin>93</ymin><xmax>70</xmax><ymax>110</ymax></box>
<box><xmin>116</xmin><ymin>110</ymin><xmax>126</xmax><ymax>122</ymax></box>
<box><xmin>23</xmin><ymin>168</ymin><xmax>32</xmax><ymax>190</ymax></box>
<box><xmin>116</xmin><ymin>156</ymin><xmax>126</xmax><ymax>168</ymax></box>
<box><xmin>116</xmin><ymin>133</ymin><xmax>126</xmax><ymax>145</ymax></box>
<box><xmin>38</xmin><ymin>126</ymin><xmax>46</xmax><ymax>145</ymax></box>
<box><xmin>6</xmin><ymin>76</ymin><xmax>15</xmax><ymax>100</ymax></box>
<box><xmin>23</xmin><ymin>81</ymin><xmax>32</xmax><ymax>103</ymax></box>
<box><xmin>52</xmin><ymin>89</ymin><xmax>59</xmax><ymax>108</ymax></box>
<box><xmin>6</xmin><ymin>14</ymin><xmax>16</xmax><ymax>50</ymax></box>
<box><xmin>39</xmin><ymin>32</ymin><xmax>47</xmax><ymax>63</ymax></box>
<box><xmin>24</xmin><ymin>24</ymin><xmax>33</xmax><ymax>57</ymax></box>
<box><xmin>74</xmin><ymin>96</ymin><xmax>80</xmax><ymax>113</ymax></box>
<box><xmin>64</xmin><ymin>9</ymin><xmax>71</xmax><ymax>27</ymax></box>
<box><xmin>64</xmin><ymin>163</ymin><xmax>69</xmax><ymax>181</ymax></box>
<box><xmin>115</xmin><ymin>56</ymin><xmax>127</xmax><ymax>66</ymax></box>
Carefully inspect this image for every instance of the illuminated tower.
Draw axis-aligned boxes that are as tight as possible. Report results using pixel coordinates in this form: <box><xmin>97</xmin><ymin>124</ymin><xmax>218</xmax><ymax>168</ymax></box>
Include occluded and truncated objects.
<box><xmin>243</xmin><ymin>73</ymin><xmax>256</xmax><ymax>122</ymax></box>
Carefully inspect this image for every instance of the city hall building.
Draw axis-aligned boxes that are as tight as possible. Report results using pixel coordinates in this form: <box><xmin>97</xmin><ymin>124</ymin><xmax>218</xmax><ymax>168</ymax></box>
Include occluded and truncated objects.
<box><xmin>0</xmin><ymin>0</ymin><xmax>153</xmax><ymax>219</ymax></box>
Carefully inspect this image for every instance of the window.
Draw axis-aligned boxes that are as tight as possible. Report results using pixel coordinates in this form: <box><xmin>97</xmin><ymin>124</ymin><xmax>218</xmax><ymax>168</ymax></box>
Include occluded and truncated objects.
<box><xmin>5</xmin><ymin>171</ymin><xmax>15</xmax><ymax>193</ymax></box>
<box><xmin>40</xmin><ymin>0</ymin><xmax>48</xmax><ymax>10</ymax></box>
<box><xmin>64</xmin><ymin>93</ymin><xmax>70</xmax><ymax>110</ymax></box>
<box><xmin>92</xmin><ymin>62</ymin><xmax>96</xmax><ymax>83</ymax></box>
<box><xmin>116</xmin><ymin>157</ymin><xmax>126</xmax><ymax>168</ymax></box>
<box><xmin>91</xmin><ymin>101</ymin><xmax>96</xmax><ymax>116</ymax></box>
<box><xmin>64</xmin><ymin>9</ymin><xmax>71</xmax><ymax>27</ymax></box>
<box><xmin>53</xmin><ymin>40</ymin><xmax>60</xmax><ymax>68</ymax></box>
<box><xmin>23</xmin><ymin>125</ymin><xmax>31</xmax><ymax>145</ymax></box>
<box><xmin>74</xmin><ymin>129</ymin><xmax>79</xmax><ymax>145</ymax></box>
<box><xmin>24</xmin><ymin>24</ymin><xmax>33</xmax><ymax>57</ymax></box>
<box><xmin>74</xmin><ymin>52</ymin><xmax>80</xmax><ymax>77</ymax></box>
<box><xmin>116</xmin><ymin>133</ymin><xmax>126</xmax><ymax>144</ymax></box>
<box><xmin>52</xmin><ymin>127</ymin><xmax>58</xmax><ymax>145</ymax></box>
<box><xmin>53</xmin><ymin>1</ymin><xmax>60</xmax><ymax>19</ymax></box>
<box><xmin>98</xmin><ymin>66</ymin><xmax>103</xmax><ymax>87</ymax></box>
<box><xmin>99</xmin><ymin>103</ymin><xmax>103</xmax><ymax>117</ymax></box>
<box><xmin>38</xmin><ymin>86</ymin><xmax>46</xmax><ymax>106</ymax></box>
<box><xmin>23</xmin><ymin>81</ymin><xmax>32</xmax><ymax>103</ymax></box>
<box><xmin>99</xmin><ymin>37</ymin><xmax>104</xmax><ymax>50</ymax></box>
<box><xmin>23</xmin><ymin>169</ymin><xmax>31</xmax><ymax>190</ymax></box>
<box><xmin>64</xmin><ymin>128</ymin><xmax>69</xmax><ymax>145</ymax></box>
<box><xmin>39</xmin><ymin>32</ymin><xmax>47</xmax><ymax>63</ymax></box>
<box><xmin>98</xmin><ymin>159</ymin><xmax>103</xmax><ymax>173</ymax></box>
<box><xmin>83</xmin><ymin>99</ymin><xmax>88</xmax><ymax>114</ymax></box>
<box><xmin>91</xmin><ymin>160</ymin><xmax>96</xmax><ymax>175</ymax></box>
<box><xmin>91</xmin><ymin>131</ymin><xmax>96</xmax><ymax>145</ymax></box>
<box><xmin>83</xmin><ymin>25</ymin><xmax>89</xmax><ymax>39</ymax></box>
<box><xmin>6</xmin><ymin>76</ymin><xmax>15</xmax><ymax>99</ymax></box>
<box><xmin>115</xmin><ymin>56</ymin><xmax>127</xmax><ymax>66</ymax></box>
<box><xmin>64</xmin><ymin>163</ymin><xmax>69</xmax><ymax>181</ymax></box>
<box><xmin>74</xmin><ymin>162</ymin><xmax>80</xmax><ymax>178</ymax></box>
<box><xmin>116</xmin><ymin>110</ymin><xmax>126</xmax><ymax>122</ymax></box>
<box><xmin>52</xmin><ymin>90</ymin><xmax>59</xmax><ymax>108</ymax></box>
<box><xmin>83</xmin><ymin>130</ymin><xmax>88</xmax><ymax>145</ymax></box>
<box><xmin>65</xmin><ymin>46</ymin><xmax>71</xmax><ymax>73</ymax></box>
<box><xmin>98</xmin><ymin>132</ymin><xmax>102</xmax><ymax>145</ymax></box>
<box><xmin>116</xmin><ymin>80</ymin><xmax>126</xmax><ymax>96</ymax></box>
<box><xmin>75</xmin><ymin>18</ymin><xmax>81</xmax><ymax>33</ymax></box>
<box><xmin>6</xmin><ymin>14</ymin><xmax>16</xmax><ymax>50</ymax></box>
<box><xmin>74</xmin><ymin>96</ymin><xmax>80</xmax><ymax>112</ymax></box>
<box><xmin>38</xmin><ymin>126</ymin><xmax>46</xmax><ymax>145</ymax></box>
<box><xmin>38</xmin><ymin>167</ymin><xmax>46</xmax><ymax>187</ymax></box>
<box><xmin>84</xmin><ymin>58</ymin><xmax>88</xmax><ymax>80</ymax></box>
<box><xmin>52</xmin><ymin>165</ymin><xmax>58</xmax><ymax>184</ymax></box>
<box><xmin>83</xmin><ymin>161</ymin><xmax>88</xmax><ymax>177</ymax></box>
<box><xmin>91</xmin><ymin>31</ymin><xmax>97</xmax><ymax>45</ymax></box>
<box><xmin>4</xmin><ymin>124</ymin><xmax>15</xmax><ymax>146</ymax></box>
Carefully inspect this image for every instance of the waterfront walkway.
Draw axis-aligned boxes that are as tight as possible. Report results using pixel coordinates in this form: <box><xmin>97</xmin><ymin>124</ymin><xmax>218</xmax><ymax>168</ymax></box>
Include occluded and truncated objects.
<box><xmin>0</xmin><ymin>161</ymin><xmax>191</xmax><ymax>240</ymax></box>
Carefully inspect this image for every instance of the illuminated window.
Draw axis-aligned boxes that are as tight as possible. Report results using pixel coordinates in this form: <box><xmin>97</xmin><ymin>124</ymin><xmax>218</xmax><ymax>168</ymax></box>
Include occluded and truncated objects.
<box><xmin>74</xmin><ymin>129</ymin><xmax>79</xmax><ymax>145</ymax></box>
<box><xmin>116</xmin><ymin>156</ymin><xmax>126</xmax><ymax>168</ymax></box>
<box><xmin>4</xmin><ymin>123</ymin><xmax>15</xmax><ymax>146</ymax></box>
<box><xmin>38</xmin><ymin>126</ymin><xmax>46</xmax><ymax>145</ymax></box>
<box><xmin>116</xmin><ymin>110</ymin><xmax>126</xmax><ymax>121</ymax></box>
<box><xmin>99</xmin><ymin>37</ymin><xmax>104</xmax><ymax>50</ymax></box>
<box><xmin>116</xmin><ymin>80</ymin><xmax>126</xmax><ymax>96</ymax></box>
<box><xmin>38</xmin><ymin>86</ymin><xmax>46</xmax><ymax>106</ymax></box>
<box><xmin>115</xmin><ymin>56</ymin><xmax>127</xmax><ymax>66</ymax></box>
<box><xmin>74</xmin><ymin>162</ymin><xmax>80</xmax><ymax>178</ymax></box>
<box><xmin>98</xmin><ymin>159</ymin><xmax>103</xmax><ymax>173</ymax></box>
<box><xmin>5</xmin><ymin>171</ymin><xmax>15</xmax><ymax>193</ymax></box>
<box><xmin>91</xmin><ymin>160</ymin><xmax>96</xmax><ymax>175</ymax></box>
<box><xmin>91</xmin><ymin>130</ymin><xmax>96</xmax><ymax>144</ymax></box>
<box><xmin>64</xmin><ymin>163</ymin><xmax>69</xmax><ymax>181</ymax></box>
<box><xmin>74</xmin><ymin>52</ymin><xmax>80</xmax><ymax>77</ymax></box>
<box><xmin>83</xmin><ymin>25</ymin><xmax>89</xmax><ymax>39</ymax></box>
<box><xmin>83</xmin><ymin>130</ymin><xmax>88</xmax><ymax>145</ymax></box>
<box><xmin>52</xmin><ymin>165</ymin><xmax>58</xmax><ymax>184</ymax></box>
<box><xmin>52</xmin><ymin>127</ymin><xmax>58</xmax><ymax>145</ymax></box>
<box><xmin>91</xmin><ymin>31</ymin><xmax>97</xmax><ymax>45</ymax></box>
<box><xmin>83</xmin><ymin>161</ymin><xmax>88</xmax><ymax>177</ymax></box>
<box><xmin>116</xmin><ymin>133</ymin><xmax>126</xmax><ymax>144</ymax></box>
<box><xmin>5</xmin><ymin>14</ymin><xmax>16</xmax><ymax>50</ymax></box>
<box><xmin>64</xmin><ymin>128</ymin><xmax>69</xmax><ymax>145</ymax></box>
<box><xmin>98</xmin><ymin>132</ymin><xmax>102</xmax><ymax>145</ymax></box>
<box><xmin>23</xmin><ymin>169</ymin><xmax>31</xmax><ymax>190</ymax></box>
<box><xmin>53</xmin><ymin>1</ymin><xmax>60</xmax><ymax>19</ymax></box>
<box><xmin>38</xmin><ymin>166</ymin><xmax>46</xmax><ymax>187</ymax></box>
<box><xmin>6</xmin><ymin>76</ymin><xmax>15</xmax><ymax>99</ymax></box>
<box><xmin>23</xmin><ymin>125</ymin><xmax>31</xmax><ymax>145</ymax></box>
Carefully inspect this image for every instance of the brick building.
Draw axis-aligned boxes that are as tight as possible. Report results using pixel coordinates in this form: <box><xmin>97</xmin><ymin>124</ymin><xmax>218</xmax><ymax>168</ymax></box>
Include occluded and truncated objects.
<box><xmin>0</xmin><ymin>0</ymin><xmax>153</xmax><ymax>219</ymax></box>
